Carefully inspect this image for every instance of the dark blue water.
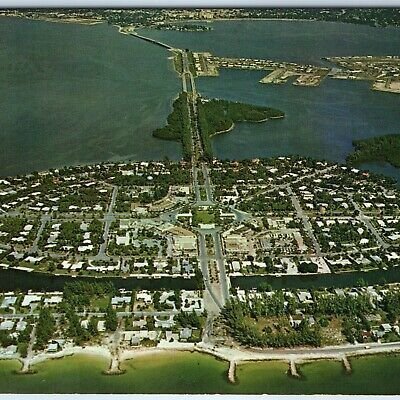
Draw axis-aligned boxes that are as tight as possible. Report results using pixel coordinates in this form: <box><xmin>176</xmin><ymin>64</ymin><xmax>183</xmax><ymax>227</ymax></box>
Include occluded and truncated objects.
<box><xmin>1</xmin><ymin>18</ymin><xmax>400</xmax><ymax>181</ymax></box>
<box><xmin>141</xmin><ymin>20</ymin><xmax>400</xmax><ymax>181</ymax></box>
<box><xmin>140</xmin><ymin>20</ymin><xmax>400</xmax><ymax>63</ymax></box>
<box><xmin>0</xmin><ymin>17</ymin><xmax>181</xmax><ymax>177</ymax></box>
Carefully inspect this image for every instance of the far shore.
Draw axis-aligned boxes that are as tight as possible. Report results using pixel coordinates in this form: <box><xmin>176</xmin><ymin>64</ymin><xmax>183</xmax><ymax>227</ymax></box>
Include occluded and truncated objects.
<box><xmin>0</xmin><ymin>14</ymin><xmax>104</xmax><ymax>26</ymax></box>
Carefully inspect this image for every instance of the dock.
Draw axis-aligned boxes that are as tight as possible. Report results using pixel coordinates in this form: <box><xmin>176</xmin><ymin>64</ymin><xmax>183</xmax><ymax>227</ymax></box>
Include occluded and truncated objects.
<box><xmin>289</xmin><ymin>359</ymin><xmax>300</xmax><ymax>378</ymax></box>
<box><xmin>342</xmin><ymin>355</ymin><xmax>352</xmax><ymax>374</ymax></box>
<box><xmin>228</xmin><ymin>359</ymin><xmax>236</xmax><ymax>383</ymax></box>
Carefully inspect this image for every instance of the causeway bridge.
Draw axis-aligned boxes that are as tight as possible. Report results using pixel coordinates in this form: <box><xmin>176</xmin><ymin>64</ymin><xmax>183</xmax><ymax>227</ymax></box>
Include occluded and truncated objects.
<box><xmin>130</xmin><ymin>32</ymin><xmax>174</xmax><ymax>50</ymax></box>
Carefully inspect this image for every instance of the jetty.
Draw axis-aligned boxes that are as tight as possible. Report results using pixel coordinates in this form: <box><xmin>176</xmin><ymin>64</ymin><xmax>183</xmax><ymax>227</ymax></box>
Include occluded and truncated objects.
<box><xmin>342</xmin><ymin>355</ymin><xmax>352</xmax><ymax>373</ymax></box>
<box><xmin>19</xmin><ymin>325</ymin><xmax>37</xmax><ymax>374</ymax></box>
<box><xmin>228</xmin><ymin>360</ymin><xmax>236</xmax><ymax>383</ymax></box>
<box><xmin>289</xmin><ymin>358</ymin><xmax>300</xmax><ymax>378</ymax></box>
<box><xmin>105</xmin><ymin>319</ymin><xmax>124</xmax><ymax>375</ymax></box>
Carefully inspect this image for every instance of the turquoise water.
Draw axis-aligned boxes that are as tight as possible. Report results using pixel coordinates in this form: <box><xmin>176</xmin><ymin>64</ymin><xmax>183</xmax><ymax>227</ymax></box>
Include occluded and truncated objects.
<box><xmin>1</xmin><ymin>352</ymin><xmax>400</xmax><ymax>394</ymax></box>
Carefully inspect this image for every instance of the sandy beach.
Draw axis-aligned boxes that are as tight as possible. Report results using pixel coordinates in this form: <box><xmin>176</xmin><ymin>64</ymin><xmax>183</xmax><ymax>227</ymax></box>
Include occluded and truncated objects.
<box><xmin>210</xmin><ymin>122</ymin><xmax>235</xmax><ymax>137</ymax></box>
<box><xmin>3</xmin><ymin>338</ymin><xmax>400</xmax><ymax>374</ymax></box>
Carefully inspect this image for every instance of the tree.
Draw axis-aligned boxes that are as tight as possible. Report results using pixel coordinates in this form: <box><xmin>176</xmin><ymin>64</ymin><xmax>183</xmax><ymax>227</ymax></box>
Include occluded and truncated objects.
<box><xmin>105</xmin><ymin>303</ymin><xmax>118</xmax><ymax>331</ymax></box>
<box><xmin>34</xmin><ymin>308</ymin><xmax>56</xmax><ymax>350</ymax></box>
<box><xmin>88</xmin><ymin>317</ymin><xmax>98</xmax><ymax>336</ymax></box>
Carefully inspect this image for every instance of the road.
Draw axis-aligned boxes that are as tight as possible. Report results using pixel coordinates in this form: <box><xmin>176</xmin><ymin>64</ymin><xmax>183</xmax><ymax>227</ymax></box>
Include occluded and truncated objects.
<box><xmin>287</xmin><ymin>185</ymin><xmax>322</xmax><ymax>257</ymax></box>
<box><xmin>29</xmin><ymin>213</ymin><xmax>52</xmax><ymax>254</ymax></box>
<box><xmin>95</xmin><ymin>185</ymin><xmax>118</xmax><ymax>260</ymax></box>
<box><xmin>210</xmin><ymin>230</ymin><xmax>230</xmax><ymax>303</ymax></box>
<box><xmin>201</xmin><ymin>164</ymin><xmax>214</xmax><ymax>204</ymax></box>
<box><xmin>180</xmin><ymin>48</ymin><xmax>231</xmax><ymax>311</ymax></box>
<box><xmin>198</xmin><ymin>231</ymin><xmax>224</xmax><ymax>312</ymax></box>
<box><xmin>1</xmin><ymin>310</ymin><xmax>208</xmax><ymax>321</ymax></box>
<box><xmin>350</xmin><ymin>196</ymin><xmax>389</xmax><ymax>249</ymax></box>
<box><xmin>229</xmin><ymin>207</ymin><xmax>252</xmax><ymax>224</ymax></box>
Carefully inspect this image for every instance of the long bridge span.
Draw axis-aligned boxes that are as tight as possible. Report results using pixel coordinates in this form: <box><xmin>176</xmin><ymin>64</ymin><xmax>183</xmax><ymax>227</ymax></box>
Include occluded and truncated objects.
<box><xmin>130</xmin><ymin>32</ymin><xmax>174</xmax><ymax>50</ymax></box>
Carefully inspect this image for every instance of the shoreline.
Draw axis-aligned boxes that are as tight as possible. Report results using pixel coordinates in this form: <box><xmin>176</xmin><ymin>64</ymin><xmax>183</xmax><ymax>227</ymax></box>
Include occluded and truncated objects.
<box><xmin>0</xmin><ymin>14</ymin><xmax>104</xmax><ymax>26</ymax></box>
<box><xmin>2</xmin><ymin>340</ymin><xmax>400</xmax><ymax>376</ymax></box>
<box><xmin>210</xmin><ymin>122</ymin><xmax>235</xmax><ymax>137</ymax></box>
<box><xmin>209</xmin><ymin>115</ymin><xmax>283</xmax><ymax>138</ymax></box>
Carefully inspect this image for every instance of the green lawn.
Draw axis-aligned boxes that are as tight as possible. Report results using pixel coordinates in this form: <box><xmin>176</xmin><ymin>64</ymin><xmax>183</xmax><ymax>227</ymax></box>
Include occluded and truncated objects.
<box><xmin>193</xmin><ymin>210</ymin><xmax>215</xmax><ymax>225</ymax></box>
<box><xmin>90</xmin><ymin>296</ymin><xmax>110</xmax><ymax>310</ymax></box>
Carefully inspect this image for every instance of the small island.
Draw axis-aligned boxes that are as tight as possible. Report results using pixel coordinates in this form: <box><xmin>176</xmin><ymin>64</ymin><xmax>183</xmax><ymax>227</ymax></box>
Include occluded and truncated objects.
<box><xmin>153</xmin><ymin>95</ymin><xmax>284</xmax><ymax>160</ymax></box>
<box><xmin>347</xmin><ymin>134</ymin><xmax>400</xmax><ymax>168</ymax></box>
<box><xmin>197</xmin><ymin>98</ymin><xmax>284</xmax><ymax>159</ymax></box>
<box><xmin>197</xmin><ymin>98</ymin><xmax>284</xmax><ymax>136</ymax></box>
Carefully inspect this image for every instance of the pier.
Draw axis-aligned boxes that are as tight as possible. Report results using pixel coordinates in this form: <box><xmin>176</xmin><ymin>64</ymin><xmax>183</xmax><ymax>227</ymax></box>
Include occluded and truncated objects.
<box><xmin>342</xmin><ymin>355</ymin><xmax>352</xmax><ymax>374</ymax></box>
<box><xmin>228</xmin><ymin>360</ymin><xmax>236</xmax><ymax>383</ymax></box>
<box><xmin>105</xmin><ymin>319</ymin><xmax>124</xmax><ymax>375</ymax></box>
<box><xmin>106</xmin><ymin>354</ymin><xmax>123</xmax><ymax>375</ymax></box>
<box><xmin>289</xmin><ymin>359</ymin><xmax>300</xmax><ymax>378</ymax></box>
<box><xmin>19</xmin><ymin>325</ymin><xmax>36</xmax><ymax>374</ymax></box>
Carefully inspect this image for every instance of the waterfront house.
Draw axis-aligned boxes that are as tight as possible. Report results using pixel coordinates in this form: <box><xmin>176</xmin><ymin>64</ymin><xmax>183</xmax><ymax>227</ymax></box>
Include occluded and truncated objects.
<box><xmin>111</xmin><ymin>296</ymin><xmax>131</xmax><ymax>308</ymax></box>
<box><xmin>136</xmin><ymin>291</ymin><xmax>152</xmax><ymax>305</ymax></box>
<box><xmin>44</xmin><ymin>296</ymin><xmax>63</xmax><ymax>306</ymax></box>
<box><xmin>97</xmin><ymin>320</ymin><xmax>106</xmax><ymax>332</ymax></box>
<box><xmin>47</xmin><ymin>342</ymin><xmax>59</xmax><ymax>353</ymax></box>
<box><xmin>21</xmin><ymin>294</ymin><xmax>42</xmax><ymax>308</ymax></box>
<box><xmin>297</xmin><ymin>291</ymin><xmax>313</xmax><ymax>304</ymax></box>
<box><xmin>179</xmin><ymin>327</ymin><xmax>192</xmax><ymax>341</ymax></box>
<box><xmin>131</xmin><ymin>336</ymin><xmax>141</xmax><ymax>346</ymax></box>
<box><xmin>380</xmin><ymin>323</ymin><xmax>392</xmax><ymax>333</ymax></box>
<box><xmin>165</xmin><ymin>331</ymin><xmax>179</xmax><ymax>342</ymax></box>
<box><xmin>16</xmin><ymin>320</ymin><xmax>27</xmax><ymax>332</ymax></box>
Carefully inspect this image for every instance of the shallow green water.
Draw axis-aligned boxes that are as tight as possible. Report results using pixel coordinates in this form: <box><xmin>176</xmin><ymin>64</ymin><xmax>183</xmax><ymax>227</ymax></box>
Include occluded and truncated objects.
<box><xmin>1</xmin><ymin>352</ymin><xmax>400</xmax><ymax>394</ymax></box>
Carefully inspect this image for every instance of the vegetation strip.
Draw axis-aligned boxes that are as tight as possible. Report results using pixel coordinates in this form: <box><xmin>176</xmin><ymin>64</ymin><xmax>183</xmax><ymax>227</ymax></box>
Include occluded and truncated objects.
<box><xmin>347</xmin><ymin>134</ymin><xmax>400</xmax><ymax>169</ymax></box>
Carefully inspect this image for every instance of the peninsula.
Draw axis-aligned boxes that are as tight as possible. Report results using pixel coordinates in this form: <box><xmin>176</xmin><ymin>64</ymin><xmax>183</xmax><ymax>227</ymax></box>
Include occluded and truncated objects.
<box><xmin>347</xmin><ymin>134</ymin><xmax>400</xmax><ymax>168</ymax></box>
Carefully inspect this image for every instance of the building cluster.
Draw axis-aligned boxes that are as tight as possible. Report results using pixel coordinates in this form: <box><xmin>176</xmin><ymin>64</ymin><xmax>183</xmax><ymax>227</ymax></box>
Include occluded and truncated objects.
<box><xmin>0</xmin><ymin>160</ymin><xmax>198</xmax><ymax>278</ymax></box>
<box><xmin>211</xmin><ymin>157</ymin><xmax>399</xmax><ymax>276</ymax></box>
<box><xmin>191</xmin><ymin>52</ymin><xmax>329</xmax><ymax>87</ymax></box>
<box><xmin>0</xmin><ymin>288</ymin><xmax>205</xmax><ymax>356</ymax></box>
<box><xmin>328</xmin><ymin>56</ymin><xmax>400</xmax><ymax>93</ymax></box>
<box><xmin>189</xmin><ymin>52</ymin><xmax>400</xmax><ymax>93</ymax></box>
<box><xmin>1</xmin><ymin>157</ymin><xmax>399</xmax><ymax>281</ymax></box>
<box><xmin>232</xmin><ymin>285</ymin><xmax>400</xmax><ymax>343</ymax></box>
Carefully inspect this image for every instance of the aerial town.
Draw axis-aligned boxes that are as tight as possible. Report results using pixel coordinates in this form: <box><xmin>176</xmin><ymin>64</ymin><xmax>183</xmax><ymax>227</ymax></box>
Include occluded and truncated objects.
<box><xmin>0</xmin><ymin>7</ymin><xmax>400</xmax><ymax>394</ymax></box>
<box><xmin>0</xmin><ymin>155</ymin><xmax>400</xmax><ymax>375</ymax></box>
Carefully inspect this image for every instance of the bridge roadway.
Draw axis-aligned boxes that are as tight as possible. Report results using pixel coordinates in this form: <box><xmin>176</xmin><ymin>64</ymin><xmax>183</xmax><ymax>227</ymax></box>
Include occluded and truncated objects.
<box><xmin>130</xmin><ymin>32</ymin><xmax>173</xmax><ymax>50</ymax></box>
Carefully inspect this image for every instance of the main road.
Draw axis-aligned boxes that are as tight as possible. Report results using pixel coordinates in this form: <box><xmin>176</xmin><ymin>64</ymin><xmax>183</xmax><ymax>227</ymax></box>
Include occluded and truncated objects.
<box><xmin>180</xmin><ymin>49</ymin><xmax>231</xmax><ymax>311</ymax></box>
<box><xmin>95</xmin><ymin>185</ymin><xmax>118</xmax><ymax>260</ymax></box>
